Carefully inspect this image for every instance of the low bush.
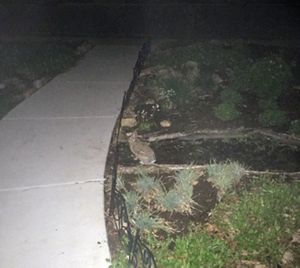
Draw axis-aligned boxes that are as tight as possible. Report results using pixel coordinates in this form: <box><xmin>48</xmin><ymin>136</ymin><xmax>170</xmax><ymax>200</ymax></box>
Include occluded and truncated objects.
<box><xmin>258</xmin><ymin>109</ymin><xmax>288</xmax><ymax>128</ymax></box>
<box><xmin>214</xmin><ymin>102</ymin><xmax>240</xmax><ymax>121</ymax></box>
<box><xmin>220</xmin><ymin>88</ymin><xmax>243</xmax><ymax>105</ymax></box>
<box><xmin>289</xmin><ymin>119</ymin><xmax>300</xmax><ymax>136</ymax></box>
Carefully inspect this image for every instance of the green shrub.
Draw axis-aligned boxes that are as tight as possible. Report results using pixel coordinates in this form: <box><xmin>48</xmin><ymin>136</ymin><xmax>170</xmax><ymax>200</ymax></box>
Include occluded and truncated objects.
<box><xmin>220</xmin><ymin>88</ymin><xmax>243</xmax><ymax>105</ymax></box>
<box><xmin>137</xmin><ymin>121</ymin><xmax>156</xmax><ymax>133</ymax></box>
<box><xmin>258</xmin><ymin>109</ymin><xmax>288</xmax><ymax>127</ymax></box>
<box><xmin>258</xmin><ymin>99</ymin><xmax>279</xmax><ymax>110</ymax></box>
<box><xmin>289</xmin><ymin>119</ymin><xmax>300</xmax><ymax>136</ymax></box>
<box><xmin>214</xmin><ymin>102</ymin><xmax>240</xmax><ymax>121</ymax></box>
<box><xmin>162</xmin><ymin>78</ymin><xmax>192</xmax><ymax>107</ymax></box>
<box><xmin>247</xmin><ymin>56</ymin><xmax>292</xmax><ymax>99</ymax></box>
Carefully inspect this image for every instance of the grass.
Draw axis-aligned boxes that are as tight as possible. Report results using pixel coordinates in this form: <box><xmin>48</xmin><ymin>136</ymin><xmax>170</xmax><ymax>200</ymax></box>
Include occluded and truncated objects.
<box><xmin>212</xmin><ymin>178</ymin><xmax>300</xmax><ymax>266</ymax></box>
<box><xmin>151</xmin><ymin>231</ymin><xmax>234</xmax><ymax>268</ymax></box>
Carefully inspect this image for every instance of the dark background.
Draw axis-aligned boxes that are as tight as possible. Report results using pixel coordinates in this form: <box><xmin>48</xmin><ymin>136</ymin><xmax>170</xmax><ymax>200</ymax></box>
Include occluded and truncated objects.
<box><xmin>0</xmin><ymin>1</ymin><xmax>299</xmax><ymax>39</ymax></box>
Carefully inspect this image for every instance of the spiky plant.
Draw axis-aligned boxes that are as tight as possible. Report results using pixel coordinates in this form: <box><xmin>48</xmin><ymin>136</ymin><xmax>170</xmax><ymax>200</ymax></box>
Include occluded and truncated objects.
<box><xmin>116</xmin><ymin>176</ymin><xmax>126</xmax><ymax>191</ymax></box>
<box><xmin>156</xmin><ymin>189</ymin><xmax>183</xmax><ymax>213</ymax></box>
<box><xmin>174</xmin><ymin>168</ymin><xmax>198</xmax><ymax>210</ymax></box>
<box><xmin>132</xmin><ymin>211</ymin><xmax>166</xmax><ymax>234</ymax></box>
<box><xmin>175</xmin><ymin>168</ymin><xmax>199</xmax><ymax>185</ymax></box>
<box><xmin>207</xmin><ymin>160</ymin><xmax>245</xmax><ymax>198</ymax></box>
<box><xmin>123</xmin><ymin>191</ymin><xmax>141</xmax><ymax>216</ymax></box>
<box><xmin>135</xmin><ymin>172</ymin><xmax>163</xmax><ymax>202</ymax></box>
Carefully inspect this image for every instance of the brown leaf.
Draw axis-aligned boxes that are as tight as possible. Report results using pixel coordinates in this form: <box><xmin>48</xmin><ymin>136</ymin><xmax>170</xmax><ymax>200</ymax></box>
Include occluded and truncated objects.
<box><xmin>282</xmin><ymin>251</ymin><xmax>294</xmax><ymax>265</ymax></box>
<box><xmin>291</xmin><ymin>229</ymin><xmax>300</xmax><ymax>244</ymax></box>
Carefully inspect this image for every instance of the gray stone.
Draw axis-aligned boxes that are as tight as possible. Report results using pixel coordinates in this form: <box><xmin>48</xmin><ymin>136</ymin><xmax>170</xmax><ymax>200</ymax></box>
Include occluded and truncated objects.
<box><xmin>0</xmin><ymin>83</ymin><xmax>6</xmax><ymax>90</ymax></box>
<box><xmin>181</xmin><ymin>61</ymin><xmax>200</xmax><ymax>83</ymax></box>
<box><xmin>33</xmin><ymin>77</ymin><xmax>48</xmax><ymax>89</ymax></box>
<box><xmin>212</xmin><ymin>73</ymin><xmax>224</xmax><ymax>85</ymax></box>
<box><xmin>121</xmin><ymin>117</ymin><xmax>137</xmax><ymax>128</ymax></box>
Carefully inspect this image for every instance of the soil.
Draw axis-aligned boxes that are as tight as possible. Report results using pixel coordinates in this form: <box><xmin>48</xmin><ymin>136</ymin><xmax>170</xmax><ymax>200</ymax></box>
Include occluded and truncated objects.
<box><xmin>118</xmin><ymin>134</ymin><xmax>300</xmax><ymax>172</ymax></box>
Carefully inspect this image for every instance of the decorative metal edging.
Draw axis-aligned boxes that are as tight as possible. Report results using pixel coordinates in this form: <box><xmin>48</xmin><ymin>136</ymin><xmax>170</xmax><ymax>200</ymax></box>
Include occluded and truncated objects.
<box><xmin>108</xmin><ymin>40</ymin><xmax>156</xmax><ymax>268</ymax></box>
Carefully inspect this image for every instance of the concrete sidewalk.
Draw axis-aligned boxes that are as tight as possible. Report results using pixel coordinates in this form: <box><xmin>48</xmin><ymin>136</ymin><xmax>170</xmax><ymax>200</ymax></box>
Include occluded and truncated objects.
<box><xmin>0</xmin><ymin>41</ymin><xmax>142</xmax><ymax>267</ymax></box>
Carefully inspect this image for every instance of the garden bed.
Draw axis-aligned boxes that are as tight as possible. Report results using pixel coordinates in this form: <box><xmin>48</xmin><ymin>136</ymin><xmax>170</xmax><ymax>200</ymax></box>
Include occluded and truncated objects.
<box><xmin>106</xmin><ymin>40</ymin><xmax>300</xmax><ymax>267</ymax></box>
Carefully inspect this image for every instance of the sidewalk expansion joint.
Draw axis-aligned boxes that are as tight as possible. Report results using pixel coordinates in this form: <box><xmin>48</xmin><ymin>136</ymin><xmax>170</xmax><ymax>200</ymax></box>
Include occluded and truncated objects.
<box><xmin>0</xmin><ymin>179</ymin><xmax>105</xmax><ymax>193</ymax></box>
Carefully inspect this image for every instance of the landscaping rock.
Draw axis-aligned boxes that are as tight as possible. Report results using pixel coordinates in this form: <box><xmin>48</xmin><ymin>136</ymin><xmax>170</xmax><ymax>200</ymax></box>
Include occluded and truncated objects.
<box><xmin>160</xmin><ymin>120</ymin><xmax>172</xmax><ymax>128</ymax></box>
<box><xmin>33</xmin><ymin>77</ymin><xmax>48</xmax><ymax>89</ymax></box>
<box><xmin>158</xmin><ymin>68</ymin><xmax>183</xmax><ymax>80</ymax></box>
<box><xmin>181</xmin><ymin>61</ymin><xmax>200</xmax><ymax>84</ymax></box>
<box><xmin>212</xmin><ymin>73</ymin><xmax>224</xmax><ymax>85</ymax></box>
<box><xmin>23</xmin><ymin>88</ymin><xmax>36</xmax><ymax>98</ymax></box>
<box><xmin>76</xmin><ymin>41</ymin><xmax>93</xmax><ymax>56</ymax></box>
<box><xmin>0</xmin><ymin>82</ymin><xmax>6</xmax><ymax>90</ymax></box>
<box><xmin>139</xmin><ymin>67</ymin><xmax>157</xmax><ymax>77</ymax></box>
<box><xmin>121</xmin><ymin>117</ymin><xmax>137</xmax><ymax>128</ymax></box>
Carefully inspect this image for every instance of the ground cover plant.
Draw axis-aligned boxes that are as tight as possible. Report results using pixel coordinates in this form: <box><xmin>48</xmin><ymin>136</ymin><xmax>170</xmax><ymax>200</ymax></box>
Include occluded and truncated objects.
<box><xmin>0</xmin><ymin>40</ymin><xmax>89</xmax><ymax>118</ymax></box>
<box><xmin>106</xmin><ymin>40</ymin><xmax>300</xmax><ymax>267</ymax></box>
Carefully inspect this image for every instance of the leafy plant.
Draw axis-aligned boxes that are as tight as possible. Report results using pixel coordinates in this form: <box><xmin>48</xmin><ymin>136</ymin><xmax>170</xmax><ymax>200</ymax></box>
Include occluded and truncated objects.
<box><xmin>207</xmin><ymin>161</ymin><xmax>245</xmax><ymax>197</ymax></box>
<box><xmin>248</xmin><ymin>56</ymin><xmax>292</xmax><ymax>100</ymax></box>
<box><xmin>258</xmin><ymin>98</ymin><xmax>279</xmax><ymax>110</ymax></box>
<box><xmin>137</xmin><ymin>121</ymin><xmax>156</xmax><ymax>133</ymax></box>
<box><xmin>258</xmin><ymin>109</ymin><xmax>288</xmax><ymax>128</ymax></box>
<box><xmin>214</xmin><ymin>102</ymin><xmax>240</xmax><ymax>121</ymax></box>
<box><xmin>231</xmin><ymin>55</ymin><xmax>292</xmax><ymax>99</ymax></box>
<box><xmin>161</xmin><ymin>77</ymin><xmax>192</xmax><ymax>108</ymax></box>
<box><xmin>289</xmin><ymin>119</ymin><xmax>300</xmax><ymax>136</ymax></box>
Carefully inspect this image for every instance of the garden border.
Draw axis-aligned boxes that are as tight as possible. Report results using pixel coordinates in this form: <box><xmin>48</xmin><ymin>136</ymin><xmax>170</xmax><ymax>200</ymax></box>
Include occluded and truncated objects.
<box><xmin>104</xmin><ymin>40</ymin><xmax>157</xmax><ymax>268</ymax></box>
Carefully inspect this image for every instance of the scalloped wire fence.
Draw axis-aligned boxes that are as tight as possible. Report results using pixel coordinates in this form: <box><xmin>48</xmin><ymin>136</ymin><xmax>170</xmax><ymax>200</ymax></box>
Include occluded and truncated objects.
<box><xmin>108</xmin><ymin>41</ymin><xmax>157</xmax><ymax>268</ymax></box>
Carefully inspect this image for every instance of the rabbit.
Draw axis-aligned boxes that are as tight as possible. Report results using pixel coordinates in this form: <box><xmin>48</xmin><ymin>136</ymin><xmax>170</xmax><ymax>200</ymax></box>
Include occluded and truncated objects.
<box><xmin>128</xmin><ymin>131</ymin><xmax>156</xmax><ymax>165</ymax></box>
